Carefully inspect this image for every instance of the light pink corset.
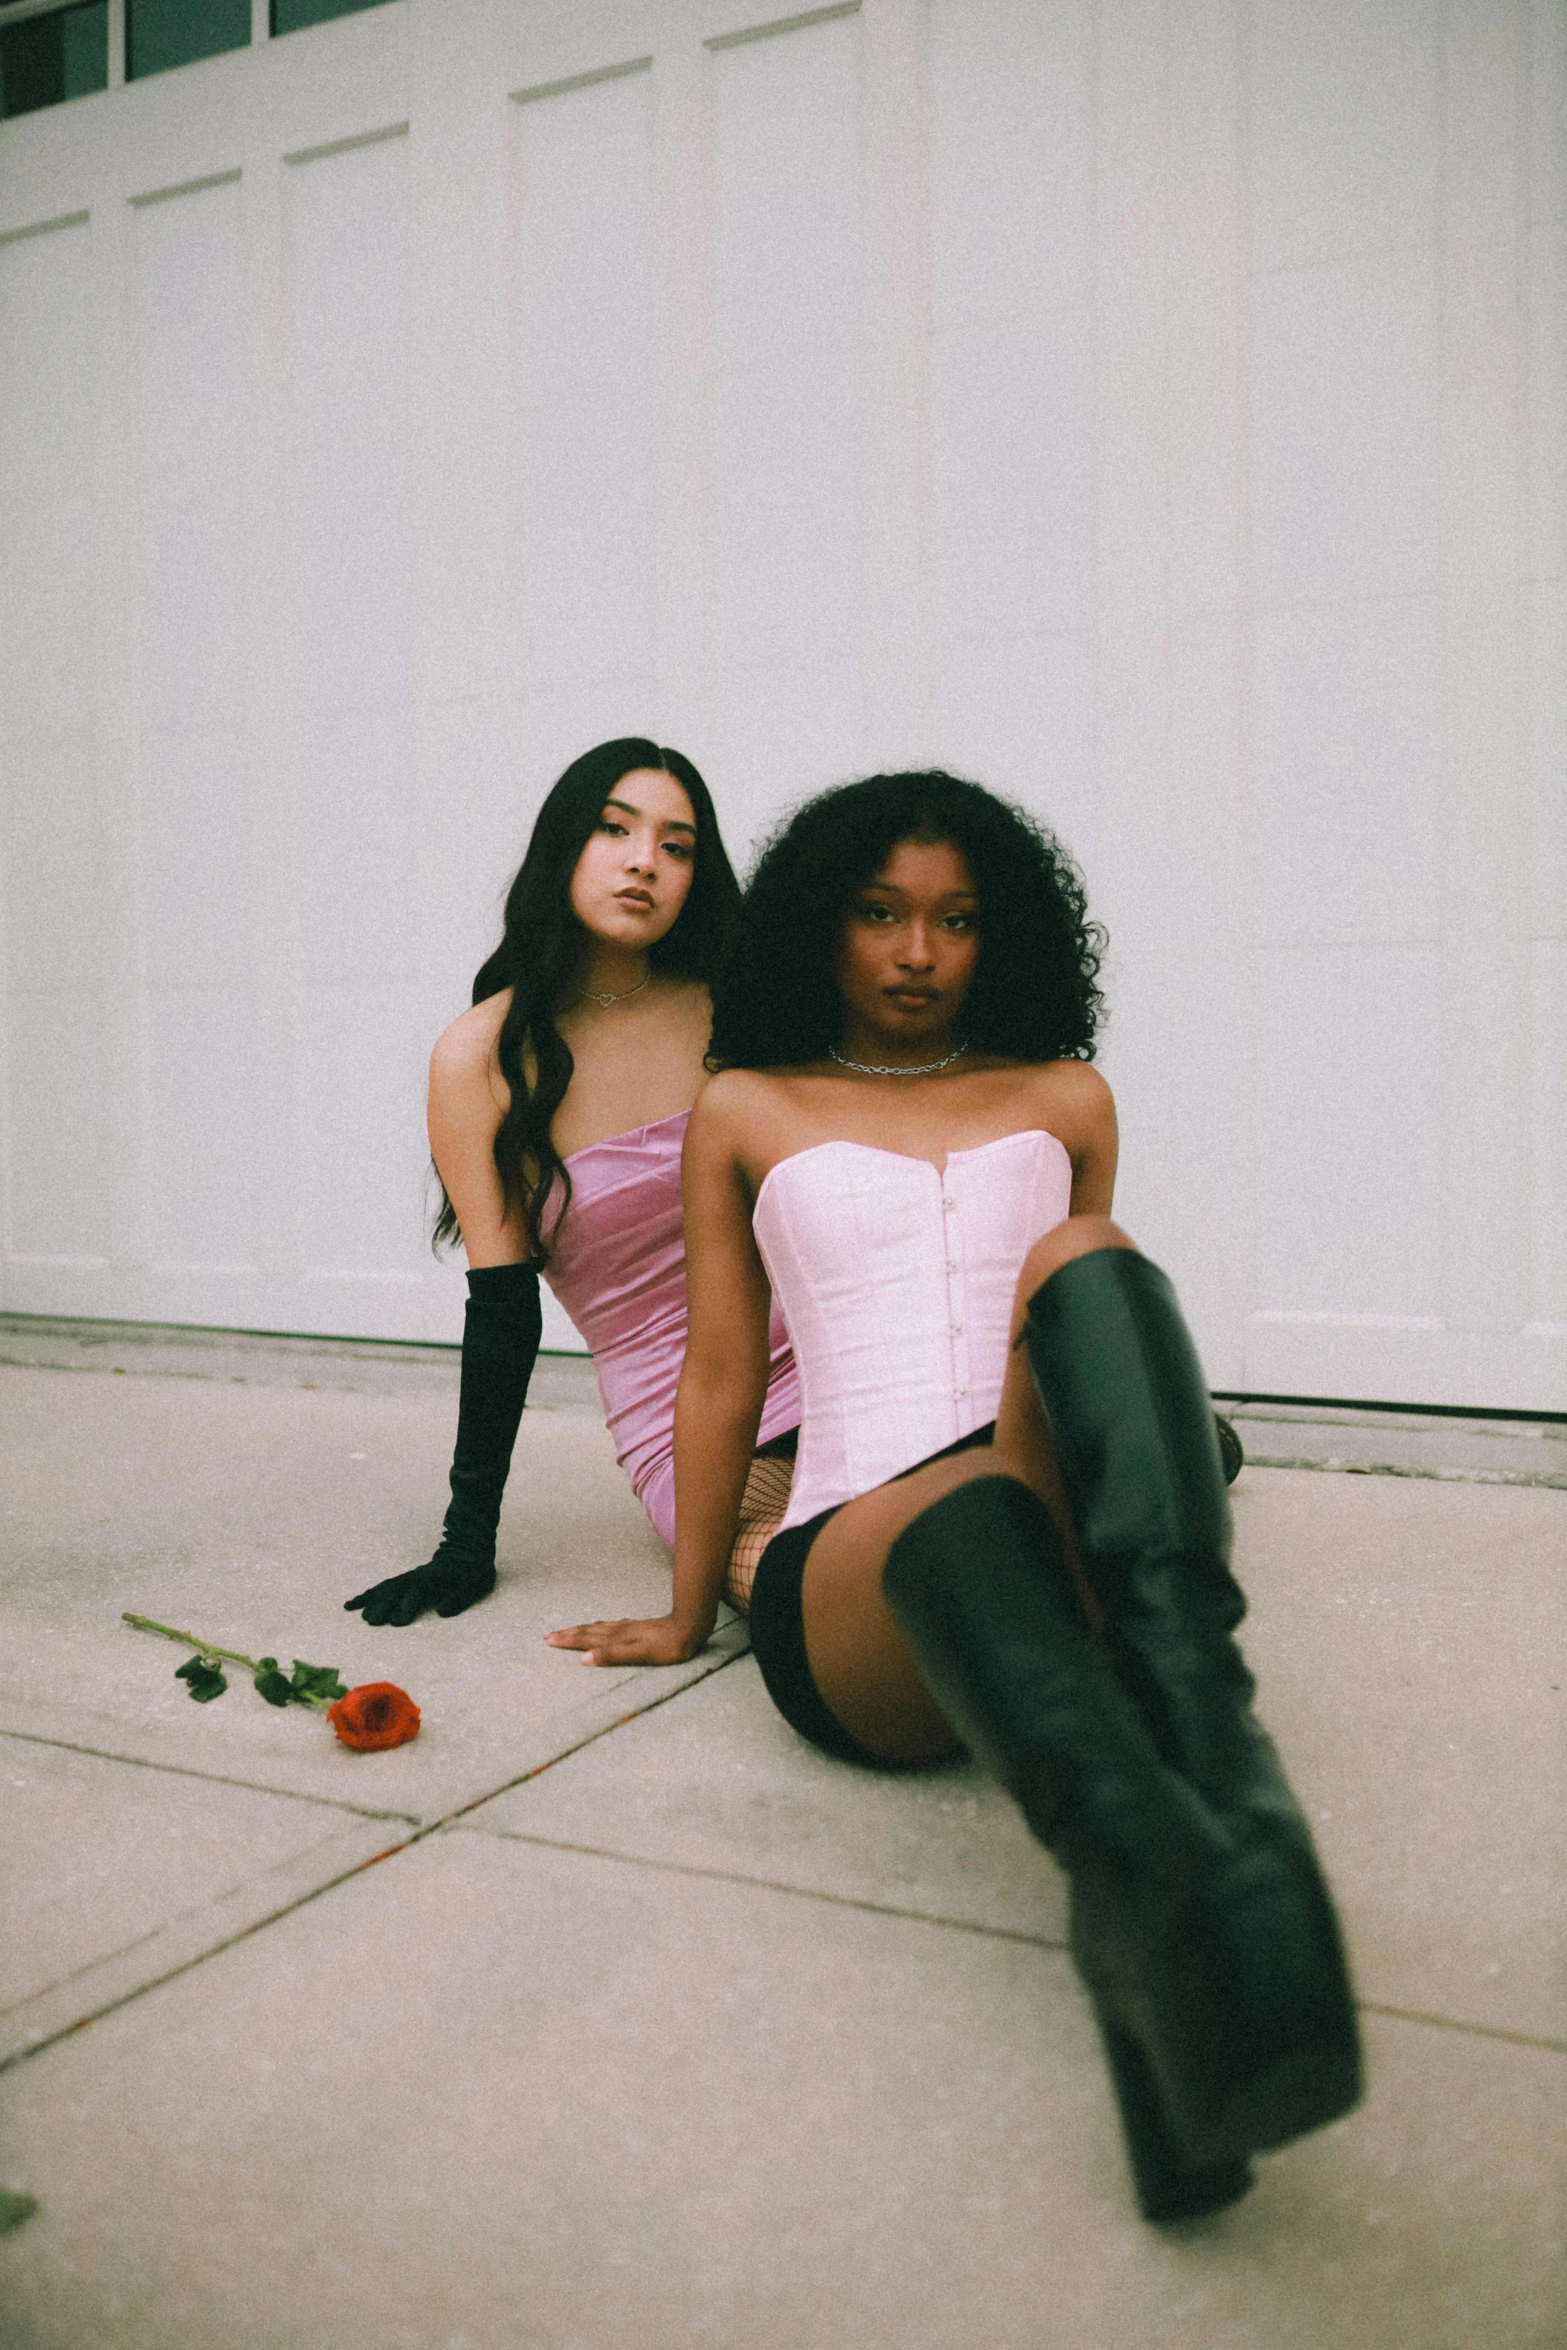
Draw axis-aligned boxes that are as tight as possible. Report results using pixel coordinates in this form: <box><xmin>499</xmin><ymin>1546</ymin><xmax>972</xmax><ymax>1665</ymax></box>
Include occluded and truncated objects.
<box><xmin>541</xmin><ymin>1109</ymin><xmax>799</xmax><ymax>1547</ymax></box>
<box><xmin>752</xmin><ymin>1130</ymin><xmax>1072</xmax><ymax>1531</ymax></box>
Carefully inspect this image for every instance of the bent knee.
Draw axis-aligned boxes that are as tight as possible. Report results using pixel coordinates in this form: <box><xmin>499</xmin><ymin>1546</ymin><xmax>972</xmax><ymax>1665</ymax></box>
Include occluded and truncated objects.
<box><xmin>1016</xmin><ymin>1214</ymin><xmax>1137</xmax><ymax>1304</ymax></box>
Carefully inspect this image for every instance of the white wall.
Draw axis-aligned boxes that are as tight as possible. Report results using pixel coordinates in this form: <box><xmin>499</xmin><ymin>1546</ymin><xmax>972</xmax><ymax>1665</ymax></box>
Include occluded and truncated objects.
<box><xmin>0</xmin><ymin>0</ymin><xmax>1562</xmax><ymax>1406</ymax></box>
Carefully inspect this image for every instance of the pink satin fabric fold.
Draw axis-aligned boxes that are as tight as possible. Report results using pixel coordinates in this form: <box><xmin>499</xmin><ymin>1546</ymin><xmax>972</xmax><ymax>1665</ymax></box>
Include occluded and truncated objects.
<box><xmin>541</xmin><ymin>1110</ymin><xmax>800</xmax><ymax>1547</ymax></box>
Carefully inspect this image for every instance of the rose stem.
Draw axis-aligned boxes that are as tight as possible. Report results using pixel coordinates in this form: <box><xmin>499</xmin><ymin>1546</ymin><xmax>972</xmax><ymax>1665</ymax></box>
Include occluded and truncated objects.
<box><xmin>122</xmin><ymin>1613</ymin><xmax>263</xmax><ymax>1669</ymax></box>
<box><xmin>121</xmin><ymin>1614</ymin><xmax>336</xmax><ymax>1710</ymax></box>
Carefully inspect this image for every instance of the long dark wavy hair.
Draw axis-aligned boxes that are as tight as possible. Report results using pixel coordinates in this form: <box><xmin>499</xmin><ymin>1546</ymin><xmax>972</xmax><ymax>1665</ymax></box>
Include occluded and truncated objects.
<box><xmin>434</xmin><ymin>738</ymin><xmax>740</xmax><ymax>1260</ymax></box>
<box><xmin>708</xmin><ymin>771</ymin><xmax>1105</xmax><ymax>1070</ymax></box>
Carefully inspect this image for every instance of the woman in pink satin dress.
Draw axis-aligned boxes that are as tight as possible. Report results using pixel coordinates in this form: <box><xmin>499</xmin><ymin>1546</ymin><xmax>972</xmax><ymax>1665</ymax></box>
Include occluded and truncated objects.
<box><xmin>343</xmin><ymin>737</ymin><xmax>798</xmax><ymax>1630</ymax></box>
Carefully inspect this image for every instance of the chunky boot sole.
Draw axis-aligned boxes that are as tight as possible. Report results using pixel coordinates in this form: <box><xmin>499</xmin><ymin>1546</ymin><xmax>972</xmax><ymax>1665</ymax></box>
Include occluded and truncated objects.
<box><xmin>1072</xmin><ymin>1826</ymin><xmax>1362</xmax><ymax>2175</ymax></box>
<box><xmin>883</xmin><ymin>1476</ymin><xmax>1270</xmax><ymax>2220</ymax></box>
<box><xmin>1021</xmin><ymin>1246</ymin><xmax>1363</xmax><ymax>2157</ymax></box>
<box><xmin>1182</xmin><ymin>1839</ymin><xmax>1363</xmax><ymax>2156</ymax></box>
<box><xmin>1096</xmin><ymin>2017</ymin><xmax>1252</xmax><ymax>2221</ymax></box>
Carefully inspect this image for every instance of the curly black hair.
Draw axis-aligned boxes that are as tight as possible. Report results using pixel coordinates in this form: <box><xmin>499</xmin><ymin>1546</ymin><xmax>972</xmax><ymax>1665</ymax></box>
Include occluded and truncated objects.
<box><xmin>707</xmin><ymin>770</ymin><xmax>1105</xmax><ymax>1071</ymax></box>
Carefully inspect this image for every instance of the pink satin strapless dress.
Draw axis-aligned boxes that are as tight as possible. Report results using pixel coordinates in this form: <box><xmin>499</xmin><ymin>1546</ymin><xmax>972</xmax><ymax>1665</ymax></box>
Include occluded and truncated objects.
<box><xmin>752</xmin><ymin>1129</ymin><xmax>1073</xmax><ymax>1531</ymax></box>
<box><xmin>541</xmin><ymin>1109</ymin><xmax>800</xmax><ymax>1546</ymax></box>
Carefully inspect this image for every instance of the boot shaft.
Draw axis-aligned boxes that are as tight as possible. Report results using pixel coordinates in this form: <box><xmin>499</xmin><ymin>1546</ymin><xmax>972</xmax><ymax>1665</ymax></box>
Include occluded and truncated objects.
<box><xmin>1024</xmin><ymin>1248</ymin><xmax>1234</xmax><ymax>1599</ymax></box>
<box><xmin>1022</xmin><ymin>1247</ymin><xmax>1263</xmax><ymax>1803</ymax></box>
<box><xmin>881</xmin><ymin>1475</ymin><xmax>1227</xmax><ymax>1882</ymax></box>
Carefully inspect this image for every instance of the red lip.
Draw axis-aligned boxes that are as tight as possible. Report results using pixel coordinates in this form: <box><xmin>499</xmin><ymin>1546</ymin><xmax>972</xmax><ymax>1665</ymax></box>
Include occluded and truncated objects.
<box><xmin>615</xmin><ymin>889</ymin><xmax>654</xmax><ymax>908</ymax></box>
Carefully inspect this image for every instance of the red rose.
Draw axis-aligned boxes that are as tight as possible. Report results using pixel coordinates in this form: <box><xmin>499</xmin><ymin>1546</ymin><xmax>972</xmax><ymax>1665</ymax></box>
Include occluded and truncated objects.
<box><xmin>327</xmin><ymin>1682</ymin><xmax>421</xmax><ymax>1751</ymax></box>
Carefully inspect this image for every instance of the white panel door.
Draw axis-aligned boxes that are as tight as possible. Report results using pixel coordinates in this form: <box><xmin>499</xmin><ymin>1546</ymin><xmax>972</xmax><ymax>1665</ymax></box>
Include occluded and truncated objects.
<box><xmin>134</xmin><ymin>174</ymin><xmax>260</xmax><ymax>1291</ymax></box>
<box><xmin>0</xmin><ymin>0</ymin><xmax>1561</xmax><ymax>1405</ymax></box>
<box><xmin>508</xmin><ymin>58</ymin><xmax>657</xmax><ymax>775</ymax></box>
<box><xmin>506</xmin><ymin>56</ymin><xmax>660</xmax><ymax>1350</ymax></box>
<box><xmin>704</xmin><ymin>5</ymin><xmax>867</xmax><ymax>841</ymax></box>
<box><xmin>0</xmin><ymin>214</ymin><xmax>111</xmax><ymax>1273</ymax></box>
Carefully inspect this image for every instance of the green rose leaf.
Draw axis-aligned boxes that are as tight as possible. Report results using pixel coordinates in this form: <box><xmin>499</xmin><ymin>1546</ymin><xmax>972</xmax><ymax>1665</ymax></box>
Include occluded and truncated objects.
<box><xmin>253</xmin><ymin>1657</ymin><xmax>295</xmax><ymax>1708</ymax></box>
<box><xmin>289</xmin><ymin>1660</ymin><xmax>348</xmax><ymax>1701</ymax></box>
<box><xmin>0</xmin><ymin>2189</ymin><xmax>38</xmax><ymax>2235</ymax></box>
<box><xmin>175</xmin><ymin>1655</ymin><xmax>227</xmax><ymax>1703</ymax></box>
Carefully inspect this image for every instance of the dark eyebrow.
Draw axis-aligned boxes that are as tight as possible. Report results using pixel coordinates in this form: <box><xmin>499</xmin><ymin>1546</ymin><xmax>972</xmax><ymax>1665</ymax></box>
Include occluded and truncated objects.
<box><xmin>603</xmin><ymin>796</ymin><xmax>697</xmax><ymax>838</ymax></box>
<box><xmin>861</xmin><ymin>880</ymin><xmax>979</xmax><ymax>903</ymax></box>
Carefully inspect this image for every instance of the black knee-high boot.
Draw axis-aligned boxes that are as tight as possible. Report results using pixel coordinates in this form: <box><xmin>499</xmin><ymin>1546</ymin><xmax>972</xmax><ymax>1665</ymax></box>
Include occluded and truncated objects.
<box><xmin>882</xmin><ymin>1476</ymin><xmax>1255</xmax><ymax>2221</ymax></box>
<box><xmin>1020</xmin><ymin>1246</ymin><xmax>1362</xmax><ymax>2157</ymax></box>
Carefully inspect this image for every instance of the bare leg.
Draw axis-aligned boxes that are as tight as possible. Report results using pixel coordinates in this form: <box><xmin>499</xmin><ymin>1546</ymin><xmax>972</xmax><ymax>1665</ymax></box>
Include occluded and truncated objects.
<box><xmin>799</xmin><ymin>1215</ymin><xmax>1140</xmax><ymax>1764</ymax></box>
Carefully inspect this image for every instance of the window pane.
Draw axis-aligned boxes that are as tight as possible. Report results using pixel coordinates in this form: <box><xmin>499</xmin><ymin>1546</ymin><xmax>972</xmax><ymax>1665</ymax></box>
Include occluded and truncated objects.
<box><xmin>127</xmin><ymin>0</ymin><xmax>250</xmax><ymax>79</ymax></box>
<box><xmin>61</xmin><ymin>0</ymin><xmax>107</xmax><ymax>90</ymax></box>
<box><xmin>272</xmin><ymin>0</ymin><xmax>395</xmax><ymax>31</ymax></box>
<box><xmin>0</xmin><ymin>1</ymin><xmax>108</xmax><ymax>119</ymax></box>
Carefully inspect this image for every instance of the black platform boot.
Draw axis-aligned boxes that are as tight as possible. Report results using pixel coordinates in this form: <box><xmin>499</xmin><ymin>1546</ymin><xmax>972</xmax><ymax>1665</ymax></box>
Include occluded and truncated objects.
<box><xmin>1020</xmin><ymin>1247</ymin><xmax>1362</xmax><ymax>2160</ymax></box>
<box><xmin>882</xmin><ymin>1476</ymin><xmax>1254</xmax><ymax>2221</ymax></box>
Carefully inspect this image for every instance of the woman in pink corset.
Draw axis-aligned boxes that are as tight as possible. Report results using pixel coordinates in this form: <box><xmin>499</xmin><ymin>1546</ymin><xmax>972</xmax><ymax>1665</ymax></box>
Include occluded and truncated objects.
<box><xmin>344</xmin><ymin>737</ymin><xmax>798</xmax><ymax>1629</ymax></box>
<box><xmin>550</xmin><ymin>771</ymin><xmax>1355</xmax><ymax>2225</ymax></box>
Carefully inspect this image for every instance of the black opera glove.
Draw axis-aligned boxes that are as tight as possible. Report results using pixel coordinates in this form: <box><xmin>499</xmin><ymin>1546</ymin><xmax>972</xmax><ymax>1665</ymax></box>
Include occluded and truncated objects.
<box><xmin>345</xmin><ymin>1543</ymin><xmax>497</xmax><ymax>1628</ymax></box>
<box><xmin>345</xmin><ymin>1260</ymin><xmax>543</xmax><ymax>1628</ymax></box>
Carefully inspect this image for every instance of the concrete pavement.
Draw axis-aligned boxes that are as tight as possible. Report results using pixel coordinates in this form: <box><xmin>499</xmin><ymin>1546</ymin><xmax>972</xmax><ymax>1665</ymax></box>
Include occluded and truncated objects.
<box><xmin>0</xmin><ymin>1323</ymin><xmax>1562</xmax><ymax>2348</ymax></box>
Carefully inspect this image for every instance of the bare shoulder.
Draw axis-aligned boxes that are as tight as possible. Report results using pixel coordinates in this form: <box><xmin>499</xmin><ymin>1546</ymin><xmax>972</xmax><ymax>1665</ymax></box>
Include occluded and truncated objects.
<box><xmin>1041</xmin><ymin>1057</ymin><xmax>1114</xmax><ymax>1118</ymax></box>
<box><xmin>429</xmin><ymin>992</ymin><xmax>511</xmax><ymax>1116</ymax></box>
<box><xmin>1022</xmin><ymin>1056</ymin><xmax>1115</xmax><ymax>1152</ymax></box>
<box><xmin>686</xmin><ymin>1065</ymin><xmax>778</xmax><ymax>1152</ymax></box>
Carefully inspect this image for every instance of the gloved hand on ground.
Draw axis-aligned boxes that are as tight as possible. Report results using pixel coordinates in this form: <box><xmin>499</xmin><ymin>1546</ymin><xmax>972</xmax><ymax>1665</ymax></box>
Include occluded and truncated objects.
<box><xmin>345</xmin><ymin>1543</ymin><xmax>496</xmax><ymax>1626</ymax></box>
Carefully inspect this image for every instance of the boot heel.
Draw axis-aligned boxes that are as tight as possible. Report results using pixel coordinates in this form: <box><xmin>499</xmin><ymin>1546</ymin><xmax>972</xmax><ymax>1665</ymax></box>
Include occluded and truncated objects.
<box><xmin>1094</xmin><ymin>2012</ymin><xmax>1252</xmax><ymax>2222</ymax></box>
<box><xmin>1189</xmin><ymin>1840</ymin><xmax>1363</xmax><ymax>2156</ymax></box>
<box><xmin>1073</xmin><ymin>1829</ymin><xmax>1362</xmax><ymax>2167</ymax></box>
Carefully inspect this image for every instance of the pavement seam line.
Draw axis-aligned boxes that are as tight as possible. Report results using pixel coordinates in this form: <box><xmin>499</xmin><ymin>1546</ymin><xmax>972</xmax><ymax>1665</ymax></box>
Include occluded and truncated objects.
<box><xmin>422</xmin><ymin>1643</ymin><xmax>753</xmax><ymax>1829</ymax></box>
<box><xmin>10</xmin><ymin>1815</ymin><xmax>1559</xmax><ymax>2079</ymax></box>
<box><xmin>1243</xmin><ymin>1454</ymin><xmax>1567</xmax><ymax>1490</ymax></box>
<box><xmin>0</xmin><ymin>1829</ymin><xmax>418</xmax><ymax>2078</ymax></box>
<box><xmin>0</xmin><ymin>1923</ymin><xmax>171</xmax><ymax>2017</ymax></box>
<box><xmin>1355</xmin><ymin>2000</ymin><xmax>1567</xmax><ymax>2056</ymax></box>
<box><xmin>0</xmin><ymin>1818</ymin><xmax>401</xmax><ymax>2024</ymax></box>
<box><xmin>445</xmin><ymin>1830</ymin><xmax>1567</xmax><ymax>2055</ymax></box>
<box><xmin>6</xmin><ymin>1750</ymin><xmax>1560</xmax><ymax>2074</ymax></box>
<box><xmin>0</xmin><ymin>1727</ymin><xmax>419</xmax><ymax>1821</ymax></box>
<box><xmin>444</xmin><ymin>1822</ymin><xmax>1071</xmax><ymax>1948</ymax></box>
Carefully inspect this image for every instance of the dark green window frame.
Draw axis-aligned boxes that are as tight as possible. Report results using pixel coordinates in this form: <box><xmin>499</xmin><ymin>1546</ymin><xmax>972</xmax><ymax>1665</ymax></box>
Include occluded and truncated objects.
<box><xmin>126</xmin><ymin>0</ymin><xmax>249</xmax><ymax>82</ymax></box>
<box><xmin>0</xmin><ymin>0</ymin><xmax>108</xmax><ymax>122</ymax></box>
<box><xmin>273</xmin><ymin>0</ymin><xmax>396</xmax><ymax>31</ymax></box>
<box><xmin>0</xmin><ymin>0</ymin><xmax>400</xmax><ymax>121</ymax></box>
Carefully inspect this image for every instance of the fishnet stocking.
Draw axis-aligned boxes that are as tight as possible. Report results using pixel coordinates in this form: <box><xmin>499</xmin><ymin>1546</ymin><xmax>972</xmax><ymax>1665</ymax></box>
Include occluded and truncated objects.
<box><xmin>723</xmin><ymin>1450</ymin><xmax>795</xmax><ymax>1614</ymax></box>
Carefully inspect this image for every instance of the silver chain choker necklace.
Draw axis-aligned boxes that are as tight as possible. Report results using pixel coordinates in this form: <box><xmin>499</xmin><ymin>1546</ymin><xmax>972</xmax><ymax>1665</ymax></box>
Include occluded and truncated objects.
<box><xmin>829</xmin><ymin>1044</ymin><xmax>969</xmax><ymax>1078</ymax></box>
<box><xmin>574</xmin><ymin>971</ymin><xmax>652</xmax><ymax>1009</ymax></box>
